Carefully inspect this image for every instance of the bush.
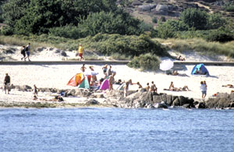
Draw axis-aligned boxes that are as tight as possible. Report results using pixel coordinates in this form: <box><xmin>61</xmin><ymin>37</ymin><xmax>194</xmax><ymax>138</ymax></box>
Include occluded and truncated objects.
<box><xmin>223</xmin><ymin>4</ymin><xmax>234</xmax><ymax>12</ymax></box>
<box><xmin>207</xmin><ymin>13</ymin><xmax>226</xmax><ymax>29</ymax></box>
<box><xmin>1</xmin><ymin>26</ymin><xmax>13</xmax><ymax>35</ymax></box>
<box><xmin>49</xmin><ymin>25</ymin><xmax>81</xmax><ymax>39</ymax></box>
<box><xmin>156</xmin><ymin>22</ymin><xmax>176</xmax><ymax>39</ymax></box>
<box><xmin>206</xmin><ymin>30</ymin><xmax>234</xmax><ymax>42</ymax></box>
<box><xmin>89</xmin><ymin>34</ymin><xmax>168</xmax><ymax>57</ymax></box>
<box><xmin>160</xmin><ymin>16</ymin><xmax>166</xmax><ymax>22</ymax></box>
<box><xmin>180</xmin><ymin>8</ymin><xmax>208</xmax><ymax>30</ymax></box>
<box><xmin>152</xmin><ymin>17</ymin><xmax>157</xmax><ymax>23</ymax></box>
<box><xmin>128</xmin><ymin>53</ymin><xmax>160</xmax><ymax>71</ymax></box>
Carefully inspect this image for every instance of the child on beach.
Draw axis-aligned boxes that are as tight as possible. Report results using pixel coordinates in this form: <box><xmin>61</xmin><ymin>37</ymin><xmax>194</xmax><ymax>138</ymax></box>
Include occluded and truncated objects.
<box><xmin>200</xmin><ymin>81</ymin><xmax>207</xmax><ymax>99</ymax></box>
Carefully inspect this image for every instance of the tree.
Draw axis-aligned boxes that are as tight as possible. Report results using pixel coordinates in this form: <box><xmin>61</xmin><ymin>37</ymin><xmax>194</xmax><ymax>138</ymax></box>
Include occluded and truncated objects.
<box><xmin>2</xmin><ymin>0</ymin><xmax>29</xmax><ymax>26</ymax></box>
<box><xmin>78</xmin><ymin>10</ymin><xmax>143</xmax><ymax>37</ymax></box>
<box><xmin>207</xmin><ymin>13</ymin><xmax>226</xmax><ymax>29</ymax></box>
<box><xmin>180</xmin><ymin>8</ymin><xmax>208</xmax><ymax>30</ymax></box>
<box><xmin>2</xmin><ymin>0</ymin><xmax>119</xmax><ymax>34</ymax></box>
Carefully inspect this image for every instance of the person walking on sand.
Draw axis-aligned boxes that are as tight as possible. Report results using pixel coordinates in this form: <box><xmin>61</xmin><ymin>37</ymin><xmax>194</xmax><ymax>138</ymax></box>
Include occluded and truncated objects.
<box><xmin>20</xmin><ymin>46</ymin><xmax>26</xmax><ymax>61</ymax></box>
<box><xmin>4</xmin><ymin>73</ymin><xmax>11</xmax><ymax>94</ymax></box>
<box><xmin>25</xmin><ymin>43</ymin><xmax>31</xmax><ymax>61</ymax></box>
<box><xmin>77</xmin><ymin>44</ymin><xmax>84</xmax><ymax>61</ymax></box>
<box><xmin>200</xmin><ymin>81</ymin><xmax>207</xmax><ymax>99</ymax></box>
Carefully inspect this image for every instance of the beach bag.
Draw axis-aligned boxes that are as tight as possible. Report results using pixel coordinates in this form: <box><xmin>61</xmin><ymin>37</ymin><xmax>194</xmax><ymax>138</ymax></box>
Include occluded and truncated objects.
<box><xmin>21</xmin><ymin>48</ymin><xmax>25</xmax><ymax>54</ymax></box>
<box><xmin>25</xmin><ymin>46</ymin><xmax>29</xmax><ymax>52</ymax></box>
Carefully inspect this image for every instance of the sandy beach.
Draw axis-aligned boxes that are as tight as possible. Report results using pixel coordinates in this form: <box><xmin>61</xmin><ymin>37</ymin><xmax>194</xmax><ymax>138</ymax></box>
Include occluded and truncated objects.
<box><xmin>0</xmin><ymin>64</ymin><xmax>234</xmax><ymax>102</ymax></box>
<box><xmin>1</xmin><ymin>45</ymin><xmax>234</xmax><ymax>104</ymax></box>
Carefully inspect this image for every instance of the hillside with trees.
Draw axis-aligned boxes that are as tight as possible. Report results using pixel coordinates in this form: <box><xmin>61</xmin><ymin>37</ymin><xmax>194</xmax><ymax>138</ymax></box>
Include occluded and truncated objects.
<box><xmin>0</xmin><ymin>0</ymin><xmax>234</xmax><ymax>70</ymax></box>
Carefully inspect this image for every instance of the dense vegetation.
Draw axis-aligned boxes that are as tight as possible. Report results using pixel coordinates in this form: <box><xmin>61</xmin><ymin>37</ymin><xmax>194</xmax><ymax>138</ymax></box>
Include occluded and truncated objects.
<box><xmin>1</xmin><ymin>0</ymin><xmax>234</xmax><ymax>70</ymax></box>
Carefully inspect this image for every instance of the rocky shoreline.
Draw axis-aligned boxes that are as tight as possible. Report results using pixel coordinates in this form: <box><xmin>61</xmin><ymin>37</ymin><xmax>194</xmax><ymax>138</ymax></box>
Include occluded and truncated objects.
<box><xmin>1</xmin><ymin>85</ymin><xmax>234</xmax><ymax>109</ymax></box>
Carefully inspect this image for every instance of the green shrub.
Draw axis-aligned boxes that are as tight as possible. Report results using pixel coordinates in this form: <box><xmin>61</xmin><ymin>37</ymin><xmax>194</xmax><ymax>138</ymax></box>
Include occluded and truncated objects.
<box><xmin>49</xmin><ymin>25</ymin><xmax>81</xmax><ymax>39</ymax></box>
<box><xmin>160</xmin><ymin>16</ymin><xmax>166</xmax><ymax>22</ymax></box>
<box><xmin>156</xmin><ymin>22</ymin><xmax>176</xmax><ymax>39</ymax></box>
<box><xmin>128</xmin><ymin>53</ymin><xmax>160</xmax><ymax>71</ymax></box>
<box><xmin>111</xmin><ymin>53</ymin><xmax>130</xmax><ymax>60</ymax></box>
<box><xmin>1</xmin><ymin>26</ymin><xmax>13</xmax><ymax>35</ymax></box>
<box><xmin>207</xmin><ymin>13</ymin><xmax>226</xmax><ymax>29</ymax></box>
<box><xmin>89</xmin><ymin>34</ymin><xmax>168</xmax><ymax>57</ymax></box>
<box><xmin>206</xmin><ymin>30</ymin><xmax>234</xmax><ymax>42</ymax></box>
<box><xmin>180</xmin><ymin>8</ymin><xmax>208</xmax><ymax>30</ymax></box>
<box><xmin>223</xmin><ymin>4</ymin><xmax>234</xmax><ymax>12</ymax></box>
<box><xmin>152</xmin><ymin>17</ymin><xmax>157</xmax><ymax>23</ymax></box>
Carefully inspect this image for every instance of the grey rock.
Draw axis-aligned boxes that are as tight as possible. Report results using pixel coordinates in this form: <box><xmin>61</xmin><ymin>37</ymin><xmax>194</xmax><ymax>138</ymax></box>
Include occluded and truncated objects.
<box><xmin>86</xmin><ymin>99</ymin><xmax>99</xmax><ymax>105</ymax></box>
<box><xmin>138</xmin><ymin>4</ymin><xmax>156</xmax><ymax>11</ymax></box>
<box><xmin>61</xmin><ymin>51</ymin><xmax>67</xmax><ymax>57</ymax></box>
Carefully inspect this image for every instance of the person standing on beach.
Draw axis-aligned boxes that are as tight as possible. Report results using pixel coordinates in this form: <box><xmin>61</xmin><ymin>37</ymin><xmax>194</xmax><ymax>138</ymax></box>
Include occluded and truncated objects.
<box><xmin>200</xmin><ymin>81</ymin><xmax>207</xmax><ymax>99</ymax></box>
<box><xmin>4</xmin><ymin>73</ymin><xmax>11</xmax><ymax>94</ymax></box>
<box><xmin>25</xmin><ymin>43</ymin><xmax>31</xmax><ymax>61</ymax></box>
<box><xmin>102</xmin><ymin>64</ymin><xmax>108</xmax><ymax>78</ymax></box>
<box><xmin>33</xmin><ymin>84</ymin><xmax>38</xmax><ymax>100</ymax></box>
<box><xmin>108</xmin><ymin>74</ymin><xmax>115</xmax><ymax>91</ymax></box>
<box><xmin>150</xmin><ymin>81</ymin><xmax>157</xmax><ymax>94</ymax></box>
<box><xmin>124</xmin><ymin>79</ymin><xmax>133</xmax><ymax>97</ymax></box>
<box><xmin>20</xmin><ymin>46</ymin><xmax>26</xmax><ymax>61</ymax></box>
<box><xmin>77</xmin><ymin>44</ymin><xmax>84</xmax><ymax>61</ymax></box>
<box><xmin>81</xmin><ymin>64</ymin><xmax>86</xmax><ymax>73</ymax></box>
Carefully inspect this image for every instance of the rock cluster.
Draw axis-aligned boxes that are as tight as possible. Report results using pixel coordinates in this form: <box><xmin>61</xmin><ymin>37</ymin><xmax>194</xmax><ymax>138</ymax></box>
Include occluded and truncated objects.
<box><xmin>8</xmin><ymin>85</ymin><xmax>234</xmax><ymax>109</ymax></box>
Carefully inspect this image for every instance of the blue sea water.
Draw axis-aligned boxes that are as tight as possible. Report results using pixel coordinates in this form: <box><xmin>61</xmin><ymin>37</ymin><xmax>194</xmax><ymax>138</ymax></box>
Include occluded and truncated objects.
<box><xmin>0</xmin><ymin>108</ymin><xmax>234</xmax><ymax>152</ymax></box>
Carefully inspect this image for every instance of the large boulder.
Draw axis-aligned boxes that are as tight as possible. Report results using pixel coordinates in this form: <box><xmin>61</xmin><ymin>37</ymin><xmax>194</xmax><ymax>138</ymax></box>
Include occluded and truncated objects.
<box><xmin>138</xmin><ymin>4</ymin><xmax>156</xmax><ymax>11</ymax></box>
<box><xmin>205</xmin><ymin>93</ymin><xmax>234</xmax><ymax>109</ymax></box>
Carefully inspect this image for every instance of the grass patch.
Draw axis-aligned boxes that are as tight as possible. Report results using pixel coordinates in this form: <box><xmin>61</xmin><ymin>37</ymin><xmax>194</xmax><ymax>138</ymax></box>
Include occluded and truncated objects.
<box><xmin>153</xmin><ymin>38</ymin><xmax>234</xmax><ymax>57</ymax></box>
<box><xmin>110</xmin><ymin>53</ymin><xmax>131</xmax><ymax>60</ymax></box>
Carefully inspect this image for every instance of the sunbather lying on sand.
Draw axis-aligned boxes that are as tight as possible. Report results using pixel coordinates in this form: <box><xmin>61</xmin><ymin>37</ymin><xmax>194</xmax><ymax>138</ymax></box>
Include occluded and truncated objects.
<box><xmin>166</xmin><ymin>70</ymin><xmax>189</xmax><ymax>77</ymax></box>
<box><xmin>176</xmin><ymin>55</ymin><xmax>185</xmax><ymax>61</ymax></box>
<box><xmin>222</xmin><ymin>84</ymin><xmax>234</xmax><ymax>88</ymax></box>
<box><xmin>164</xmin><ymin>81</ymin><xmax>190</xmax><ymax>92</ymax></box>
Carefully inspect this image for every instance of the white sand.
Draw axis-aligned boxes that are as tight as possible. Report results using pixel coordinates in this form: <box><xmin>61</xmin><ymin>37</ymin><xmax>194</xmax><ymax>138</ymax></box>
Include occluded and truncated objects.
<box><xmin>0</xmin><ymin>64</ymin><xmax>234</xmax><ymax>102</ymax></box>
<box><xmin>1</xmin><ymin>45</ymin><xmax>234</xmax><ymax>103</ymax></box>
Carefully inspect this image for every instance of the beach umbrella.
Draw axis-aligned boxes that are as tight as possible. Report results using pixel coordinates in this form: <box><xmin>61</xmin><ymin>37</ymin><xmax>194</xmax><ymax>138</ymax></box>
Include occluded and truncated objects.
<box><xmin>160</xmin><ymin>59</ymin><xmax>174</xmax><ymax>71</ymax></box>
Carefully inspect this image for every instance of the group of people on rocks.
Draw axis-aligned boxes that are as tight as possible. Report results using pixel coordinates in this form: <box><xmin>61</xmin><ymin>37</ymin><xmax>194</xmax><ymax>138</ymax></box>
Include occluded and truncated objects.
<box><xmin>20</xmin><ymin>43</ymin><xmax>31</xmax><ymax>61</ymax></box>
<box><xmin>78</xmin><ymin>64</ymin><xmax>210</xmax><ymax>99</ymax></box>
<box><xmin>79</xmin><ymin>64</ymin><xmax>161</xmax><ymax>97</ymax></box>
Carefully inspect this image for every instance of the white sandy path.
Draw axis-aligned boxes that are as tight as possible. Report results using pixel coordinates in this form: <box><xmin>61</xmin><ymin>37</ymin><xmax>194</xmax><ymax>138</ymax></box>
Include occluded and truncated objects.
<box><xmin>0</xmin><ymin>64</ymin><xmax>234</xmax><ymax>102</ymax></box>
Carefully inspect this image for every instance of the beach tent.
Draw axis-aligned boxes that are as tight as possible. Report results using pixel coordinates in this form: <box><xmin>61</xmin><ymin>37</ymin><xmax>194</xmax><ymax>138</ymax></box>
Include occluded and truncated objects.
<box><xmin>100</xmin><ymin>79</ymin><xmax>109</xmax><ymax>90</ymax></box>
<box><xmin>78</xmin><ymin>76</ymin><xmax>90</xmax><ymax>89</ymax></box>
<box><xmin>67</xmin><ymin>73</ymin><xmax>91</xmax><ymax>88</ymax></box>
<box><xmin>191</xmin><ymin>64</ymin><xmax>209</xmax><ymax>76</ymax></box>
<box><xmin>67</xmin><ymin>73</ymin><xmax>84</xmax><ymax>86</ymax></box>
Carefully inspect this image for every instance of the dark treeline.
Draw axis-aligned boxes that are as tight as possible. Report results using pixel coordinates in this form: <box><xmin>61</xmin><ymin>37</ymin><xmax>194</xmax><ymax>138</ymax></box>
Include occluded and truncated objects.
<box><xmin>0</xmin><ymin>0</ymin><xmax>234</xmax><ymax>70</ymax></box>
<box><xmin>0</xmin><ymin>0</ymin><xmax>143</xmax><ymax>37</ymax></box>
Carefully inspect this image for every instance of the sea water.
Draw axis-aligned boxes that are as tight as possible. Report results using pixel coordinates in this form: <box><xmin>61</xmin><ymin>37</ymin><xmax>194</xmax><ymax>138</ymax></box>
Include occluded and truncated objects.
<box><xmin>0</xmin><ymin>108</ymin><xmax>234</xmax><ymax>152</ymax></box>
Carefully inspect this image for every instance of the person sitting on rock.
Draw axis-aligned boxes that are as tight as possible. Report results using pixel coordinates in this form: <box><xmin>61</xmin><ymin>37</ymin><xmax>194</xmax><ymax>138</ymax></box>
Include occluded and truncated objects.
<box><xmin>136</xmin><ymin>82</ymin><xmax>143</xmax><ymax>92</ymax></box>
<box><xmin>145</xmin><ymin>83</ymin><xmax>150</xmax><ymax>92</ymax></box>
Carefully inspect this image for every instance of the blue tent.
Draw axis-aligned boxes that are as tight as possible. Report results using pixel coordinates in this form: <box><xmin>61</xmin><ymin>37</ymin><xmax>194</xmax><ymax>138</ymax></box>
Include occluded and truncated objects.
<box><xmin>191</xmin><ymin>64</ymin><xmax>209</xmax><ymax>76</ymax></box>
